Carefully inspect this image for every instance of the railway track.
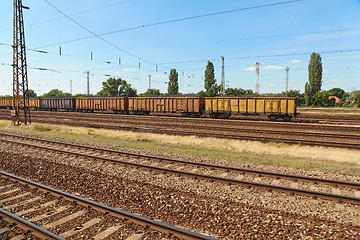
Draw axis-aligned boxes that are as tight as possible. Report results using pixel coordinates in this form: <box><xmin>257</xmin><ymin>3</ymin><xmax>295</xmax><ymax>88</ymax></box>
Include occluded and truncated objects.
<box><xmin>0</xmin><ymin>208</ymin><xmax>64</xmax><ymax>239</ymax></box>
<box><xmin>0</xmin><ymin>110</ymin><xmax>359</xmax><ymax>149</ymax></box>
<box><xmin>1</xmin><ymin>132</ymin><xmax>359</xmax><ymax>205</ymax></box>
<box><xmin>17</xmin><ymin>112</ymin><xmax>360</xmax><ymax>140</ymax></box>
<box><xmin>0</xmin><ymin>171</ymin><xmax>215</xmax><ymax>240</ymax></box>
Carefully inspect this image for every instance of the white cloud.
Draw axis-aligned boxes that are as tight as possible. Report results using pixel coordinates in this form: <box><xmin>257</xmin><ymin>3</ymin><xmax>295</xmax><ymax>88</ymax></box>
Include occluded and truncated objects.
<box><xmin>262</xmin><ymin>65</ymin><xmax>284</xmax><ymax>71</ymax></box>
<box><xmin>244</xmin><ymin>65</ymin><xmax>284</xmax><ymax>72</ymax></box>
<box><xmin>289</xmin><ymin>59</ymin><xmax>302</xmax><ymax>64</ymax></box>
<box><xmin>245</xmin><ymin>67</ymin><xmax>256</xmax><ymax>72</ymax></box>
<box><xmin>121</xmin><ymin>67</ymin><xmax>136</xmax><ymax>73</ymax></box>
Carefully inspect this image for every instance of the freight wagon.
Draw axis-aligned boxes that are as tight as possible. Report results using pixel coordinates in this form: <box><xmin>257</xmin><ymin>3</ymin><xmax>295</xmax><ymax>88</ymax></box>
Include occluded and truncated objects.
<box><xmin>76</xmin><ymin>97</ymin><xmax>127</xmax><ymax>113</ymax></box>
<box><xmin>205</xmin><ymin>97</ymin><xmax>297</xmax><ymax>120</ymax></box>
<box><xmin>0</xmin><ymin>98</ymin><xmax>13</xmax><ymax>109</ymax></box>
<box><xmin>0</xmin><ymin>97</ymin><xmax>41</xmax><ymax>110</ymax></box>
<box><xmin>28</xmin><ymin>98</ymin><xmax>41</xmax><ymax>110</ymax></box>
<box><xmin>127</xmin><ymin>97</ymin><xmax>205</xmax><ymax>117</ymax></box>
<box><xmin>41</xmin><ymin>97</ymin><xmax>76</xmax><ymax>111</ymax></box>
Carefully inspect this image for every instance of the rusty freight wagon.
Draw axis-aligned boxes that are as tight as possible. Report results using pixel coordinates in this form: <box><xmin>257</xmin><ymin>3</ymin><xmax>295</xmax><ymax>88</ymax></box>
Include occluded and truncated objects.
<box><xmin>76</xmin><ymin>97</ymin><xmax>127</xmax><ymax>113</ymax></box>
<box><xmin>127</xmin><ymin>97</ymin><xmax>205</xmax><ymax>117</ymax></box>
<box><xmin>41</xmin><ymin>97</ymin><xmax>76</xmax><ymax>111</ymax></box>
<box><xmin>0</xmin><ymin>97</ymin><xmax>41</xmax><ymax>110</ymax></box>
<box><xmin>0</xmin><ymin>98</ymin><xmax>14</xmax><ymax>109</ymax></box>
<box><xmin>205</xmin><ymin>97</ymin><xmax>297</xmax><ymax>121</ymax></box>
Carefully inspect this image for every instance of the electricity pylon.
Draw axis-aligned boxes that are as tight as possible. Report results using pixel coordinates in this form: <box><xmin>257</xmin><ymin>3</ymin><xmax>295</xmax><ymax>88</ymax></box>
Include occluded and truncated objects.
<box><xmin>12</xmin><ymin>0</ymin><xmax>31</xmax><ymax>125</ymax></box>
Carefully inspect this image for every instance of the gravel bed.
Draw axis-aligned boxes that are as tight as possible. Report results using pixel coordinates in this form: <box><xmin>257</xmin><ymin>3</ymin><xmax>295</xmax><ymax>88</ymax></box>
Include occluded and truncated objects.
<box><xmin>3</xmin><ymin>130</ymin><xmax>359</xmax><ymax>183</ymax></box>
<box><xmin>0</xmin><ymin>220</ymin><xmax>41</xmax><ymax>239</ymax></box>
<box><xmin>0</xmin><ymin>178</ymin><xmax>183</xmax><ymax>239</ymax></box>
<box><xmin>1</xmin><ymin>150</ymin><xmax>359</xmax><ymax>239</ymax></box>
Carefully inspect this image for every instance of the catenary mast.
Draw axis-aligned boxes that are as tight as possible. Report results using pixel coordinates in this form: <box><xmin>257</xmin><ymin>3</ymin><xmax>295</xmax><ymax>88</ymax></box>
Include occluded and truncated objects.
<box><xmin>255</xmin><ymin>62</ymin><xmax>260</xmax><ymax>94</ymax></box>
<box><xmin>12</xmin><ymin>0</ymin><xmax>30</xmax><ymax>125</ymax></box>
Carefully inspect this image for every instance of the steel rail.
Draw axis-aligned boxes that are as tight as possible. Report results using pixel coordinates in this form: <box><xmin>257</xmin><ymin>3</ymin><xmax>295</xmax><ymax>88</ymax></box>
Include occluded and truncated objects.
<box><xmin>0</xmin><ymin>208</ymin><xmax>65</xmax><ymax>240</ymax></box>
<box><xmin>9</xmin><ymin>112</ymin><xmax>360</xmax><ymax>139</ymax></box>
<box><xmin>2</xmin><ymin>109</ymin><xmax>360</xmax><ymax>131</ymax></box>
<box><xmin>1</xmin><ymin>110</ymin><xmax>360</xmax><ymax>134</ymax></box>
<box><xmin>2</xmin><ymin>114</ymin><xmax>359</xmax><ymax>149</ymax></box>
<box><xmin>0</xmin><ymin>171</ymin><xmax>216</xmax><ymax>240</ymax></box>
<box><xmin>1</xmin><ymin>132</ymin><xmax>359</xmax><ymax>189</ymax></box>
<box><xmin>1</xmin><ymin>138</ymin><xmax>359</xmax><ymax>205</ymax></box>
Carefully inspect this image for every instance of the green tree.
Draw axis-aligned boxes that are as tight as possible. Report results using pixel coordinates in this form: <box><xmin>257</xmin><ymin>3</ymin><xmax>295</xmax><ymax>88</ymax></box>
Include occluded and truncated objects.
<box><xmin>328</xmin><ymin>87</ymin><xmax>345</xmax><ymax>99</ymax></box>
<box><xmin>41</xmin><ymin>89</ymin><xmax>71</xmax><ymax>98</ymax></box>
<box><xmin>342</xmin><ymin>90</ymin><xmax>360</xmax><ymax>107</ymax></box>
<box><xmin>139</xmin><ymin>88</ymin><xmax>161</xmax><ymax>97</ymax></box>
<box><xmin>27</xmin><ymin>89</ymin><xmax>37</xmax><ymax>97</ymax></box>
<box><xmin>224</xmin><ymin>88</ymin><xmax>255</xmax><ymax>97</ymax></box>
<box><xmin>97</xmin><ymin>77</ymin><xmax>137</xmax><ymax>97</ymax></box>
<box><xmin>204</xmin><ymin>60</ymin><xmax>218</xmax><ymax>96</ymax></box>
<box><xmin>168</xmin><ymin>69</ymin><xmax>179</xmax><ymax>95</ymax></box>
<box><xmin>305</xmin><ymin>52</ymin><xmax>323</xmax><ymax>106</ymax></box>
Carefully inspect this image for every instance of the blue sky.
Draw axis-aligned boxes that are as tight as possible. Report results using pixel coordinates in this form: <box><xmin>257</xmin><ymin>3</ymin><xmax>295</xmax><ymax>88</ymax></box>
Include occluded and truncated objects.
<box><xmin>1</xmin><ymin>0</ymin><xmax>360</xmax><ymax>96</ymax></box>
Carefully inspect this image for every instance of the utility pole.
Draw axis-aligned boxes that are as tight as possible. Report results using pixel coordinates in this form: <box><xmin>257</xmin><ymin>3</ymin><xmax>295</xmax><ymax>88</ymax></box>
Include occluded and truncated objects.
<box><xmin>86</xmin><ymin>71</ymin><xmax>90</xmax><ymax>96</ymax></box>
<box><xmin>255</xmin><ymin>62</ymin><xmax>260</xmax><ymax>94</ymax></box>
<box><xmin>221</xmin><ymin>56</ymin><xmax>225</xmax><ymax>95</ymax></box>
<box><xmin>12</xmin><ymin>0</ymin><xmax>30</xmax><ymax>125</ymax></box>
<box><xmin>70</xmin><ymin>79</ymin><xmax>73</xmax><ymax>96</ymax></box>
<box><xmin>148</xmin><ymin>74</ymin><xmax>151</xmax><ymax>90</ymax></box>
<box><xmin>285</xmin><ymin>66</ymin><xmax>289</xmax><ymax>93</ymax></box>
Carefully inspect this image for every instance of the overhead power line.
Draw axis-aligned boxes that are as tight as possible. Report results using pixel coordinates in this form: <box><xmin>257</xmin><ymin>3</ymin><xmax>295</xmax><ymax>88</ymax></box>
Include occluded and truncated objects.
<box><xmin>43</xmin><ymin>0</ymin><xmax>157</xmax><ymax>66</ymax></box>
<box><xmin>159</xmin><ymin>48</ymin><xmax>360</xmax><ymax>65</ymax></box>
<box><xmin>38</xmin><ymin>0</ymin><xmax>302</xmax><ymax>48</ymax></box>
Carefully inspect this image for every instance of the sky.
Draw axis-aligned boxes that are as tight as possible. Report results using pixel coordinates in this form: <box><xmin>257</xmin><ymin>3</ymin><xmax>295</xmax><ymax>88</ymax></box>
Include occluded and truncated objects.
<box><xmin>0</xmin><ymin>0</ymin><xmax>360</xmax><ymax>96</ymax></box>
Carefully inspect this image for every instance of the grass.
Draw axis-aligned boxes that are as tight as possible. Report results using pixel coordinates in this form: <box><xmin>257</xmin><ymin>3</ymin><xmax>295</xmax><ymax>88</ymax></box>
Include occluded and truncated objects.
<box><xmin>298</xmin><ymin>107</ymin><xmax>360</xmax><ymax>114</ymax></box>
<box><xmin>33</xmin><ymin>124</ymin><xmax>52</xmax><ymax>132</ymax></box>
<box><xmin>0</xmin><ymin>119</ymin><xmax>359</xmax><ymax>176</ymax></box>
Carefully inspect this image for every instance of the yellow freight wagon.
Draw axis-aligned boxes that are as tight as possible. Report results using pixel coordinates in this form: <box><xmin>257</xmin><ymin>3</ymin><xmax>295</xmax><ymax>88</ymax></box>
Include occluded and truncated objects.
<box><xmin>28</xmin><ymin>98</ymin><xmax>41</xmax><ymax>110</ymax></box>
<box><xmin>205</xmin><ymin>97</ymin><xmax>297</xmax><ymax>121</ymax></box>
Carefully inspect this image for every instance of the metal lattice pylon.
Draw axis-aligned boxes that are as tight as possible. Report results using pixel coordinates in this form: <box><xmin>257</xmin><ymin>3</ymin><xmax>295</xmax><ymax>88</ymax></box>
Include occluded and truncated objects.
<box><xmin>255</xmin><ymin>62</ymin><xmax>260</xmax><ymax>94</ymax></box>
<box><xmin>12</xmin><ymin>0</ymin><xmax>31</xmax><ymax>125</ymax></box>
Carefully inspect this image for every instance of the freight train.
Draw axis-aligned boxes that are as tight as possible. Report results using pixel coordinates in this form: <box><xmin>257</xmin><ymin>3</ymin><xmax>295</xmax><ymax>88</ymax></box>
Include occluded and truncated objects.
<box><xmin>0</xmin><ymin>96</ymin><xmax>297</xmax><ymax>121</ymax></box>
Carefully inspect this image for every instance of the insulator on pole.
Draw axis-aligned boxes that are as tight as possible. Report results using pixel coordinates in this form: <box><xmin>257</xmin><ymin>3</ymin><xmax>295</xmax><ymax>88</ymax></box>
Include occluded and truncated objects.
<box><xmin>119</xmin><ymin>58</ymin><xmax>121</xmax><ymax>65</ymax></box>
<box><xmin>59</xmin><ymin>46</ymin><xmax>62</xmax><ymax>55</ymax></box>
<box><xmin>90</xmin><ymin>52</ymin><xmax>93</xmax><ymax>60</ymax></box>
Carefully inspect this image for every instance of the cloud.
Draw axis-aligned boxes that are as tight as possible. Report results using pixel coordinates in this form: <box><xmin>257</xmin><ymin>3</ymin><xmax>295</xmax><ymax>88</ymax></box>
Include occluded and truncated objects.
<box><xmin>289</xmin><ymin>59</ymin><xmax>302</xmax><ymax>64</ymax></box>
<box><xmin>262</xmin><ymin>65</ymin><xmax>284</xmax><ymax>71</ymax></box>
<box><xmin>121</xmin><ymin>67</ymin><xmax>136</xmax><ymax>73</ymax></box>
<box><xmin>244</xmin><ymin>65</ymin><xmax>284</xmax><ymax>72</ymax></box>
<box><xmin>245</xmin><ymin>67</ymin><xmax>256</xmax><ymax>72</ymax></box>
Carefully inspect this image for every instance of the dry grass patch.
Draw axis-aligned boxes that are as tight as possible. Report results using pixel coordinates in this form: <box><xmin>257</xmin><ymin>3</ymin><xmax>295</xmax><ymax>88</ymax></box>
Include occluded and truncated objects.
<box><xmin>0</xmin><ymin>120</ymin><xmax>359</xmax><ymax>175</ymax></box>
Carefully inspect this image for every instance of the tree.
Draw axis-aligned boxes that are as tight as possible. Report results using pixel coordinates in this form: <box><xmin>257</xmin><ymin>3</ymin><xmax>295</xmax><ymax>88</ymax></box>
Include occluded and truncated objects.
<box><xmin>224</xmin><ymin>88</ymin><xmax>255</xmax><ymax>97</ymax></box>
<box><xmin>328</xmin><ymin>87</ymin><xmax>345</xmax><ymax>99</ymax></box>
<box><xmin>139</xmin><ymin>88</ymin><xmax>161</xmax><ymax>97</ymax></box>
<box><xmin>168</xmin><ymin>69</ymin><xmax>179</xmax><ymax>95</ymax></box>
<box><xmin>41</xmin><ymin>89</ymin><xmax>71</xmax><ymax>98</ymax></box>
<box><xmin>27</xmin><ymin>89</ymin><xmax>37</xmax><ymax>97</ymax></box>
<box><xmin>204</xmin><ymin>60</ymin><xmax>218</xmax><ymax>96</ymax></box>
<box><xmin>305</xmin><ymin>52</ymin><xmax>323</xmax><ymax>106</ymax></box>
<box><xmin>97</xmin><ymin>77</ymin><xmax>137</xmax><ymax>97</ymax></box>
<box><xmin>342</xmin><ymin>90</ymin><xmax>360</xmax><ymax>107</ymax></box>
